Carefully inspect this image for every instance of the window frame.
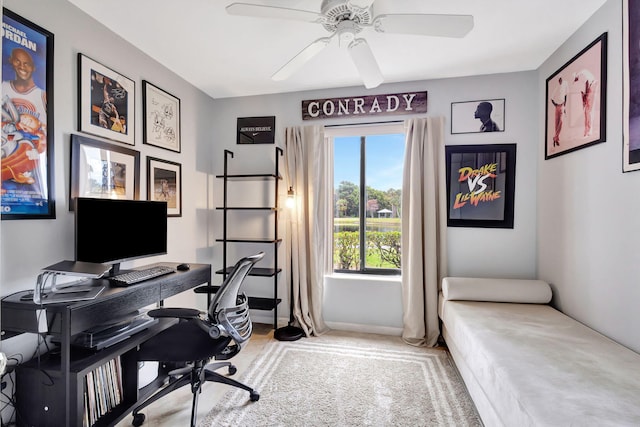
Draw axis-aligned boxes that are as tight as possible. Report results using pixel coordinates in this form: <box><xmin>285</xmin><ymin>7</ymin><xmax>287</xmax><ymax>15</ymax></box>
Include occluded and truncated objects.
<box><xmin>327</xmin><ymin>122</ymin><xmax>405</xmax><ymax>276</ymax></box>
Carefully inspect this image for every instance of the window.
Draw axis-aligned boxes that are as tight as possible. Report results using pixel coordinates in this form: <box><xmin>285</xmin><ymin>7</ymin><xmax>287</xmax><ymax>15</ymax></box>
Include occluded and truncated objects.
<box><xmin>328</xmin><ymin>123</ymin><xmax>405</xmax><ymax>275</ymax></box>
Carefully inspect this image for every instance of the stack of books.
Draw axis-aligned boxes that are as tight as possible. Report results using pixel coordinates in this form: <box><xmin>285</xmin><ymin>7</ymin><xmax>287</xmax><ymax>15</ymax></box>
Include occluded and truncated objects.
<box><xmin>83</xmin><ymin>356</ymin><xmax>123</xmax><ymax>426</ymax></box>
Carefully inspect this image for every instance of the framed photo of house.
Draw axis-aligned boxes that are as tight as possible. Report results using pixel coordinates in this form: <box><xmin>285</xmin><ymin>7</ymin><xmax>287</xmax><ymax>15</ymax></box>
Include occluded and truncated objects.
<box><xmin>143</xmin><ymin>81</ymin><xmax>181</xmax><ymax>152</ymax></box>
<box><xmin>545</xmin><ymin>32</ymin><xmax>607</xmax><ymax>160</ymax></box>
<box><xmin>78</xmin><ymin>53</ymin><xmax>135</xmax><ymax>145</ymax></box>
<box><xmin>445</xmin><ymin>144</ymin><xmax>516</xmax><ymax>228</ymax></box>
<box><xmin>451</xmin><ymin>99</ymin><xmax>505</xmax><ymax>134</ymax></box>
<box><xmin>623</xmin><ymin>0</ymin><xmax>640</xmax><ymax>172</ymax></box>
<box><xmin>147</xmin><ymin>157</ymin><xmax>182</xmax><ymax>217</ymax></box>
<box><xmin>70</xmin><ymin>134</ymin><xmax>140</xmax><ymax>210</ymax></box>
<box><xmin>1</xmin><ymin>9</ymin><xmax>55</xmax><ymax>220</ymax></box>
<box><xmin>237</xmin><ymin>116</ymin><xmax>276</xmax><ymax>144</ymax></box>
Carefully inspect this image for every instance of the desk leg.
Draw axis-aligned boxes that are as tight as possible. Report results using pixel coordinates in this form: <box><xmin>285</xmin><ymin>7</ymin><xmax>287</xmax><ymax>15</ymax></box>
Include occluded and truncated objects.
<box><xmin>61</xmin><ymin>310</ymin><xmax>71</xmax><ymax>426</ymax></box>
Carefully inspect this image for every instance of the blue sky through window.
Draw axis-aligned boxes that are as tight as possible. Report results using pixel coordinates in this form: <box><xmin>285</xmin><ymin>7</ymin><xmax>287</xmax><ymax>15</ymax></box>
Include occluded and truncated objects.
<box><xmin>334</xmin><ymin>134</ymin><xmax>405</xmax><ymax>191</ymax></box>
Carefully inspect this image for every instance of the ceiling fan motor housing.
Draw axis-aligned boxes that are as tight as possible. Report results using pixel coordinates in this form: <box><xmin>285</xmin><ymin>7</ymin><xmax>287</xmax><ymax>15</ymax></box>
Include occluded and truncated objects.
<box><xmin>320</xmin><ymin>0</ymin><xmax>373</xmax><ymax>34</ymax></box>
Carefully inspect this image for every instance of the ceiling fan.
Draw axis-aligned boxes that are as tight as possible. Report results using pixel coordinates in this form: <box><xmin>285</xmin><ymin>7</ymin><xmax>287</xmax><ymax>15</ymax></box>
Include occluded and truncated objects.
<box><xmin>226</xmin><ymin>0</ymin><xmax>474</xmax><ymax>89</ymax></box>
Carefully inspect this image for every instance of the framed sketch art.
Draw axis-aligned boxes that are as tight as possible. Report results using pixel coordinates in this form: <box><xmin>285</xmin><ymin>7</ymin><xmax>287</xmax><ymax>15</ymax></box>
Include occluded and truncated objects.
<box><xmin>451</xmin><ymin>99</ymin><xmax>505</xmax><ymax>134</ymax></box>
<box><xmin>445</xmin><ymin>144</ymin><xmax>516</xmax><ymax>229</ymax></box>
<box><xmin>147</xmin><ymin>157</ymin><xmax>182</xmax><ymax>217</ymax></box>
<box><xmin>143</xmin><ymin>81</ymin><xmax>181</xmax><ymax>152</ymax></box>
<box><xmin>78</xmin><ymin>53</ymin><xmax>135</xmax><ymax>145</ymax></box>
<box><xmin>70</xmin><ymin>134</ymin><xmax>140</xmax><ymax>210</ymax></box>
<box><xmin>545</xmin><ymin>33</ymin><xmax>607</xmax><ymax>160</ymax></box>
<box><xmin>623</xmin><ymin>0</ymin><xmax>640</xmax><ymax>172</ymax></box>
<box><xmin>1</xmin><ymin>9</ymin><xmax>55</xmax><ymax>220</ymax></box>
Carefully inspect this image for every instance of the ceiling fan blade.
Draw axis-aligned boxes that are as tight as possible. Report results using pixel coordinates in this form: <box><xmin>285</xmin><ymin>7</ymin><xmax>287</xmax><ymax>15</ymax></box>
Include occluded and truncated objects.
<box><xmin>348</xmin><ymin>38</ymin><xmax>383</xmax><ymax>89</ymax></box>
<box><xmin>373</xmin><ymin>13</ymin><xmax>474</xmax><ymax>38</ymax></box>
<box><xmin>226</xmin><ymin>3</ymin><xmax>322</xmax><ymax>23</ymax></box>
<box><xmin>272</xmin><ymin>37</ymin><xmax>332</xmax><ymax>81</ymax></box>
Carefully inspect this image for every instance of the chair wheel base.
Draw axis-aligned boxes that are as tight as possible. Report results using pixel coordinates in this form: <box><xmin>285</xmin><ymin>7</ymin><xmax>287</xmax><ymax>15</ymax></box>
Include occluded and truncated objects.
<box><xmin>132</xmin><ymin>412</ymin><xmax>145</xmax><ymax>426</ymax></box>
<box><xmin>250</xmin><ymin>391</ymin><xmax>260</xmax><ymax>402</ymax></box>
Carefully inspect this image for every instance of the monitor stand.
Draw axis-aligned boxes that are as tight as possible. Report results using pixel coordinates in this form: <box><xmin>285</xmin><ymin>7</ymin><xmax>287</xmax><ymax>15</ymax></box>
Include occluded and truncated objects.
<box><xmin>108</xmin><ymin>262</ymin><xmax>122</xmax><ymax>277</ymax></box>
<box><xmin>33</xmin><ymin>267</ymin><xmax>106</xmax><ymax>305</ymax></box>
<box><xmin>42</xmin><ymin>260</ymin><xmax>110</xmax><ymax>278</ymax></box>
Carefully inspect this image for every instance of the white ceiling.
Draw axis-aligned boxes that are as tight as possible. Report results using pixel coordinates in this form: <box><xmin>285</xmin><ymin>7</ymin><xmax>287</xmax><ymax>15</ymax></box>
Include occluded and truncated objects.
<box><xmin>67</xmin><ymin>0</ymin><xmax>607</xmax><ymax>99</ymax></box>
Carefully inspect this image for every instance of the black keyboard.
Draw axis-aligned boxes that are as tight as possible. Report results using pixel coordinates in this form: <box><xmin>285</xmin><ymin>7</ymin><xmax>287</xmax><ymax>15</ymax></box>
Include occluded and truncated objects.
<box><xmin>109</xmin><ymin>265</ymin><xmax>175</xmax><ymax>286</ymax></box>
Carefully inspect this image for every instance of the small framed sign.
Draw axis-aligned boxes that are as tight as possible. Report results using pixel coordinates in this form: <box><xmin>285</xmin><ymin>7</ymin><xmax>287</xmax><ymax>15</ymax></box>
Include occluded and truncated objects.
<box><xmin>237</xmin><ymin>116</ymin><xmax>275</xmax><ymax>144</ymax></box>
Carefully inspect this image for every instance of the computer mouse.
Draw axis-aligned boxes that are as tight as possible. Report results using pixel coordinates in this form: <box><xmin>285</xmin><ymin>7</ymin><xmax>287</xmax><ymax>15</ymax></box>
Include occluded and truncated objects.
<box><xmin>176</xmin><ymin>263</ymin><xmax>190</xmax><ymax>271</ymax></box>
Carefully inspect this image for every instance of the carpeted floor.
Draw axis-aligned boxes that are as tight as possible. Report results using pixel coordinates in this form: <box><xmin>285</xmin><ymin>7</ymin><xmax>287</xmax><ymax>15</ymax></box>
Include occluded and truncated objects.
<box><xmin>200</xmin><ymin>331</ymin><xmax>482</xmax><ymax>427</ymax></box>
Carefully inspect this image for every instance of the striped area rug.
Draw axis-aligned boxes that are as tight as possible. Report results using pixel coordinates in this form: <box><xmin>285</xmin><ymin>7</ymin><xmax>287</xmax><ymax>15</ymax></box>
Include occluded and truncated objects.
<box><xmin>201</xmin><ymin>331</ymin><xmax>481</xmax><ymax>426</ymax></box>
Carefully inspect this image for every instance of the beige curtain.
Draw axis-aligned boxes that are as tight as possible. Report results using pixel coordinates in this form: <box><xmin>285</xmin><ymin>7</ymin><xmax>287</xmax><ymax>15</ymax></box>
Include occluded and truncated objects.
<box><xmin>401</xmin><ymin>117</ymin><xmax>448</xmax><ymax>347</ymax></box>
<box><xmin>283</xmin><ymin>126</ymin><xmax>331</xmax><ymax>336</ymax></box>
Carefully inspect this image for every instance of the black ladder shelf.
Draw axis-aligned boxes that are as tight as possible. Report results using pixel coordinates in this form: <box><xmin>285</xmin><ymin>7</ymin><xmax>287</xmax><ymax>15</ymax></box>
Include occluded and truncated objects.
<box><xmin>210</xmin><ymin>147</ymin><xmax>283</xmax><ymax>329</ymax></box>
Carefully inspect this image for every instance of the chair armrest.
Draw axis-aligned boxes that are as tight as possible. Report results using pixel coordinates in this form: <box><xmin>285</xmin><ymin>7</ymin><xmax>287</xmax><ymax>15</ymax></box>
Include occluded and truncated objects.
<box><xmin>147</xmin><ymin>307</ymin><xmax>201</xmax><ymax>319</ymax></box>
<box><xmin>193</xmin><ymin>285</ymin><xmax>220</xmax><ymax>294</ymax></box>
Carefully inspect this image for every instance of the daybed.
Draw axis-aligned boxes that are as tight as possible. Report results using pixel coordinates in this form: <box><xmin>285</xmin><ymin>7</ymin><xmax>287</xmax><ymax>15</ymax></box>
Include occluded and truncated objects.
<box><xmin>439</xmin><ymin>277</ymin><xmax>640</xmax><ymax>427</ymax></box>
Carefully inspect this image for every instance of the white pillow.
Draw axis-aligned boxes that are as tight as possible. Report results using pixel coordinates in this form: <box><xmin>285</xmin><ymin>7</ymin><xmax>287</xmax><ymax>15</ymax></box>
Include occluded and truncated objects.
<box><xmin>442</xmin><ymin>277</ymin><xmax>552</xmax><ymax>304</ymax></box>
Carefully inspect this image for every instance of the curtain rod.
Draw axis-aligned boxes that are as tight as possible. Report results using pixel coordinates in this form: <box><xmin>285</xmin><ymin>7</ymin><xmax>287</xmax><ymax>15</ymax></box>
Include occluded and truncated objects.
<box><xmin>324</xmin><ymin>120</ymin><xmax>403</xmax><ymax>128</ymax></box>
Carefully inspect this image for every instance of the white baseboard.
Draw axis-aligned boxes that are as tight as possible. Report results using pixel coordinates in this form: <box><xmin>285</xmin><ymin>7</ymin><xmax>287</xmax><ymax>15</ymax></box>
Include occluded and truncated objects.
<box><xmin>250</xmin><ymin>312</ymin><xmax>288</xmax><ymax>327</ymax></box>
<box><xmin>325</xmin><ymin>321</ymin><xmax>402</xmax><ymax>336</ymax></box>
<box><xmin>249</xmin><ymin>312</ymin><xmax>403</xmax><ymax>337</ymax></box>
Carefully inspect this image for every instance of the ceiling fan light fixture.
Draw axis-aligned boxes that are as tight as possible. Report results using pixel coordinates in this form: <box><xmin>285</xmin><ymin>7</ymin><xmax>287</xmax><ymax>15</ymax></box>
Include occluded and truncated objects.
<box><xmin>336</xmin><ymin>20</ymin><xmax>358</xmax><ymax>47</ymax></box>
<box><xmin>348</xmin><ymin>38</ymin><xmax>383</xmax><ymax>89</ymax></box>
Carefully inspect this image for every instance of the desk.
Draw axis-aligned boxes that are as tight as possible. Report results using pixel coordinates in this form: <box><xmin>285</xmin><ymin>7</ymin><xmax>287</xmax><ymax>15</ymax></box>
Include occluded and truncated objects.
<box><xmin>1</xmin><ymin>263</ymin><xmax>211</xmax><ymax>427</ymax></box>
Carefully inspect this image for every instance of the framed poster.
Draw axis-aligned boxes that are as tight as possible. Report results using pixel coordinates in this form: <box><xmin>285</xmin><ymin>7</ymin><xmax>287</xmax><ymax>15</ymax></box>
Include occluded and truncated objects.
<box><xmin>445</xmin><ymin>144</ymin><xmax>516</xmax><ymax>229</ymax></box>
<box><xmin>624</xmin><ymin>0</ymin><xmax>640</xmax><ymax>172</ymax></box>
<box><xmin>147</xmin><ymin>157</ymin><xmax>182</xmax><ymax>217</ymax></box>
<box><xmin>451</xmin><ymin>99</ymin><xmax>505</xmax><ymax>134</ymax></box>
<box><xmin>1</xmin><ymin>9</ymin><xmax>55</xmax><ymax>220</ymax></box>
<box><xmin>545</xmin><ymin>33</ymin><xmax>607</xmax><ymax>160</ymax></box>
<box><xmin>78</xmin><ymin>53</ymin><xmax>135</xmax><ymax>145</ymax></box>
<box><xmin>237</xmin><ymin>116</ymin><xmax>276</xmax><ymax>144</ymax></box>
<box><xmin>70</xmin><ymin>134</ymin><xmax>140</xmax><ymax>210</ymax></box>
<box><xmin>143</xmin><ymin>81</ymin><xmax>181</xmax><ymax>152</ymax></box>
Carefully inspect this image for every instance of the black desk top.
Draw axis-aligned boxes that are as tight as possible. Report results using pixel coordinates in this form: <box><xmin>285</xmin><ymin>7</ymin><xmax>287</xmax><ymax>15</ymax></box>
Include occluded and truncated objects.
<box><xmin>1</xmin><ymin>262</ymin><xmax>211</xmax><ymax>337</ymax></box>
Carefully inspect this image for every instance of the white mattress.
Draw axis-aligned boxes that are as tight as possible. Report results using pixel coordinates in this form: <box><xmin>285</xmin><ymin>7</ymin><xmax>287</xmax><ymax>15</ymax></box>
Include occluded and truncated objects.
<box><xmin>440</xmin><ymin>299</ymin><xmax>640</xmax><ymax>427</ymax></box>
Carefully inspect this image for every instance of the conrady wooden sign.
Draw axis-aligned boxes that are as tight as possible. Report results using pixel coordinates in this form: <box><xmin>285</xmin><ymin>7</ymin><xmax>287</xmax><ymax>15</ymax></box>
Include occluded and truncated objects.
<box><xmin>301</xmin><ymin>91</ymin><xmax>427</xmax><ymax>120</ymax></box>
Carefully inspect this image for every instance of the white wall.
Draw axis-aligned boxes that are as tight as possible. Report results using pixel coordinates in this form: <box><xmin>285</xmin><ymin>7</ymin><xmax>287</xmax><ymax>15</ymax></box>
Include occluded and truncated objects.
<box><xmin>212</xmin><ymin>71</ymin><xmax>539</xmax><ymax>330</ymax></box>
<box><xmin>0</xmin><ymin>0</ymin><xmax>218</xmax><ymax>348</ymax></box>
<box><xmin>538</xmin><ymin>0</ymin><xmax>640</xmax><ymax>353</ymax></box>
<box><xmin>1</xmin><ymin>0</ymin><xmax>578</xmax><ymax>345</ymax></box>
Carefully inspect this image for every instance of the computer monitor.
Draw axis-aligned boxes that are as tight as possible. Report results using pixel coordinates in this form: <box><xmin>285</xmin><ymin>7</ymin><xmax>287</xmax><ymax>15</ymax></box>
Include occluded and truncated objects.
<box><xmin>75</xmin><ymin>197</ymin><xmax>168</xmax><ymax>275</ymax></box>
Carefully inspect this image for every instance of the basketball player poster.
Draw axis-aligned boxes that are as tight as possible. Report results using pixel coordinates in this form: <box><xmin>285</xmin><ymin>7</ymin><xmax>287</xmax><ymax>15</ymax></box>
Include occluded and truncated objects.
<box><xmin>1</xmin><ymin>9</ymin><xmax>55</xmax><ymax>219</ymax></box>
<box><xmin>78</xmin><ymin>54</ymin><xmax>135</xmax><ymax>146</ymax></box>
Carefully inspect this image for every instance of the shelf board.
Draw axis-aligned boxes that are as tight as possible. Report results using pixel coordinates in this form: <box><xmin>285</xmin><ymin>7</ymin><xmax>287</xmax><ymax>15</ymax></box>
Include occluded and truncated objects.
<box><xmin>215</xmin><ymin>267</ymin><xmax>282</xmax><ymax>277</ymax></box>
<box><xmin>193</xmin><ymin>286</ymin><xmax>281</xmax><ymax>311</ymax></box>
<box><xmin>216</xmin><ymin>237</ymin><xmax>281</xmax><ymax>243</ymax></box>
<box><xmin>194</xmin><ymin>285</ymin><xmax>282</xmax><ymax>310</ymax></box>
<box><xmin>216</xmin><ymin>173</ymin><xmax>281</xmax><ymax>180</ymax></box>
<box><xmin>248</xmin><ymin>296</ymin><xmax>282</xmax><ymax>311</ymax></box>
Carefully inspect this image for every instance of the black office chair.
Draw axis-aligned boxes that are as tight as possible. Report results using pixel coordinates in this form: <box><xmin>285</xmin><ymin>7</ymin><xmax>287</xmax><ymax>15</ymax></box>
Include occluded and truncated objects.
<box><xmin>130</xmin><ymin>252</ymin><xmax>264</xmax><ymax>427</ymax></box>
